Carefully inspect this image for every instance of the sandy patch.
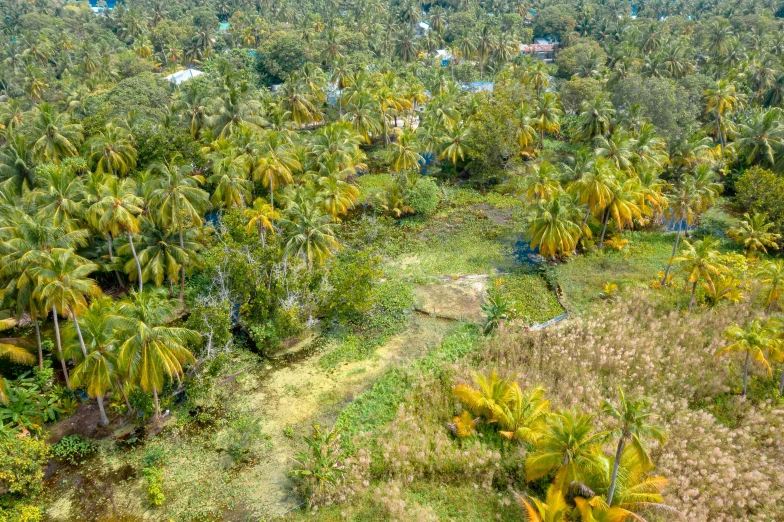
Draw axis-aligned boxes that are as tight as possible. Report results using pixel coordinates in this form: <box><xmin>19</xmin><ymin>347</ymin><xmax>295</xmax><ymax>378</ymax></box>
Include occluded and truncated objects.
<box><xmin>413</xmin><ymin>275</ymin><xmax>488</xmax><ymax>322</ymax></box>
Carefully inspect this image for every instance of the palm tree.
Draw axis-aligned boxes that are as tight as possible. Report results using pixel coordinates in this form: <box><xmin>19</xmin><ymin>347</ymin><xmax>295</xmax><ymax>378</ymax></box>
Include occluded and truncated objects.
<box><xmin>704</xmin><ymin>80</ymin><xmax>741</xmax><ymax>156</ymax></box>
<box><xmin>672</xmin><ymin>237</ymin><xmax>727</xmax><ymax>311</ymax></box>
<box><xmin>453</xmin><ymin>371</ymin><xmax>515</xmax><ymax>421</ymax></box>
<box><xmin>524</xmin><ymin>60</ymin><xmax>551</xmax><ymax>96</ymax></box>
<box><xmin>601</xmin><ymin>388</ymin><xmax>666</xmax><ymax>506</ymax></box>
<box><xmin>342</xmin><ymin>92</ymin><xmax>382</xmax><ymax>143</ymax></box>
<box><xmin>758</xmin><ymin>260</ymin><xmax>784</xmax><ymax>312</ymax></box>
<box><xmin>516</xmin><ymin>484</ymin><xmax>569</xmax><ymax>522</ymax></box>
<box><xmin>149</xmin><ymin>161</ymin><xmax>209</xmax><ymax>301</ymax></box>
<box><xmin>0</xmin><ymin>335</ymin><xmax>36</xmax><ymax>404</ymax></box>
<box><xmin>521</xmin><ymin>162</ymin><xmax>562</xmax><ymax>203</ymax></box>
<box><xmin>87</xmin><ymin>122</ymin><xmax>137</xmax><ymax>177</ymax></box>
<box><xmin>244</xmin><ymin>198</ymin><xmax>280</xmax><ymax>246</ymax></box>
<box><xmin>173</xmin><ymin>81</ymin><xmax>209</xmax><ymax>139</ymax></box>
<box><xmin>570</xmin><ymin>158</ymin><xmax>617</xmax><ymax>233</ymax></box>
<box><xmin>279</xmin><ymin>80</ymin><xmax>323</xmax><ymax>128</ymax></box>
<box><xmin>515</xmin><ymin>104</ymin><xmax>537</xmax><ymax>153</ymax></box>
<box><xmin>119</xmin><ymin>219</ymin><xmax>197</xmax><ymax>293</ymax></box>
<box><xmin>116</xmin><ymin>289</ymin><xmax>198</xmax><ymax>423</ymax></box>
<box><xmin>577</xmin><ymin>94</ymin><xmax>615</xmax><ymax>142</ymax></box>
<box><xmin>208</xmin><ymin>84</ymin><xmax>265</xmax><ymax>138</ymax></box>
<box><xmin>527</xmin><ymin>196</ymin><xmax>583</xmax><ymax>259</ymax></box>
<box><xmin>0</xmin><ymin>132</ymin><xmax>37</xmax><ymax>194</ymax></box>
<box><xmin>526</xmin><ymin>410</ymin><xmax>609</xmax><ymax>492</ymax></box>
<box><xmin>32</xmin><ymin>249</ymin><xmax>102</xmax><ymax>396</ymax></box>
<box><xmin>716</xmin><ymin>320</ymin><xmax>775</xmax><ymax>396</ymax></box>
<box><xmin>533</xmin><ymin>93</ymin><xmax>562</xmax><ymax>149</ymax></box>
<box><xmin>727</xmin><ymin>213</ymin><xmax>781</xmax><ymax>258</ymax></box>
<box><xmin>279</xmin><ymin>199</ymin><xmax>341</xmax><ymax>272</ymax></box>
<box><xmin>30</xmin><ymin>103</ymin><xmax>83</xmax><ymax>164</ymax></box>
<box><xmin>391</xmin><ymin>131</ymin><xmax>423</xmax><ymax>173</ymax></box>
<box><xmin>93</xmin><ymin>178</ymin><xmax>144</xmax><ymax>292</ymax></box>
<box><xmin>733</xmin><ymin>108</ymin><xmax>784</xmax><ymax>170</ymax></box>
<box><xmin>251</xmin><ymin>131</ymin><xmax>300</xmax><ymax>209</ymax></box>
<box><xmin>438</xmin><ymin>122</ymin><xmax>474</xmax><ymax>167</ymax></box>
<box><xmin>30</xmin><ymin>164</ymin><xmax>85</xmax><ymax>229</ymax></box>
<box><xmin>492</xmin><ymin>385</ymin><xmax>550</xmax><ymax>443</ymax></box>
<box><xmin>315</xmin><ymin>176</ymin><xmax>360</xmax><ymax>220</ymax></box>
<box><xmin>598</xmin><ymin>179</ymin><xmax>643</xmax><ymax>249</ymax></box>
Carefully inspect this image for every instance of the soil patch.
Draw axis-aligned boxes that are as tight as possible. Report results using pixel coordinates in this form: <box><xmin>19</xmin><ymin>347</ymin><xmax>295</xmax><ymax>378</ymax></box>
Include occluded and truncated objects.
<box><xmin>413</xmin><ymin>275</ymin><xmax>488</xmax><ymax>323</ymax></box>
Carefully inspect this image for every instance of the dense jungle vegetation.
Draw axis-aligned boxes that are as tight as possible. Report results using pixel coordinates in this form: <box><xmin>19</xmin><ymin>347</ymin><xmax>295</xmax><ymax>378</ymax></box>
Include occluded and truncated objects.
<box><xmin>1</xmin><ymin>0</ymin><xmax>784</xmax><ymax>520</ymax></box>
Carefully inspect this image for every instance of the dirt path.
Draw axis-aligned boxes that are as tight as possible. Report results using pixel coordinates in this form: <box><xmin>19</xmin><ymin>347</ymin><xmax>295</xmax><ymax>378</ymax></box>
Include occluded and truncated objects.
<box><xmin>230</xmin><ymin>315</ymin><xmax>455</xmax><ymax>518</ymax></box>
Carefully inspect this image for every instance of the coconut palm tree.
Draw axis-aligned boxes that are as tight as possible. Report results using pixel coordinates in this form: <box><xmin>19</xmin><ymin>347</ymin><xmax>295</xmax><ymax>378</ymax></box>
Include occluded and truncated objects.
<box><xmin>577</xmin><ymin>94</ymin><xmax>615</xmax><ymax>142</ymax></box>
<box><xmin>453</xmin><ymin>371</ymin><xmax>515</xmax><ymax>421</ymax></box>
<box><xmin>32</xmin><ymin>248</ymin><xmax>102</xmax><ymax>395</ymax></box>
<box><xmin>30</xmin><ymin>163</ymin><xmax>85</xmax><ymax>229</ymax></box>
<box><xmin>716</xmin><ymin>320</ymin><xmax>775</xmax><ymax>396</ymax></box>
<box><xmin>0</xmin><ymin>335</ymin><xmax>36</xmax><ymax>404</ymax></box>
<box><xmin>570</xmin><ymin>158</ymin><xmax>618</xmax><ymax>233</ymax></box>
<box><xmin>278</xmin><ymin>80</ymin><xmax>323</xmax><ymax>128</ymax></box>
<box><xmin>598</xmin><ymin>179</ymin><xmax>643</xmax><ymax>249</ymax></box>
<box><xmin>438</xmin><ymin>122</ymin><xmax>474</xmax><ymax>167</ymax></box>
<box><xmin>115</xmin><ymin>288</ymin><xmax>198</xmax><ymax>423</ymax></box>
<box><xmin>727</xmin><ymin>213</ymin><xmax>781</xmax><ymax>258</ymax></box>
<box><xmin>532</xmin><ymin>93</ymin><xmax>562</xmax><ymax>149</ymax></box>
<box><xmin>733</xmin><ymin>108</ymin><xmax>784</xmax><ymax>170</ymax></box>
<box><xmin>149</xmin><ymin>161</ymin><xmax>209</xmax><ymax>301</ymax></box>
<box><xmin>672</xmin><ymin>237</ymin><xmax>727</xmax><ymax>311</ymax></box>
<box><xmin>252</xmin><ymin>131</ymin><xmax>300</xmax><ymax>209</ymax></box>
<box><xmin>315</xmin><ymin>175</ymin><xmax>359</xmax><ymax>220</ymax></box>
<box><xmin>521</xmin><ymin>162</ymin><xmax>562</xmax><ymax>203</ymax></box>
<box><xmin>515</xmin><ymin>104</ymin><xmax>537</xmax><ymax>153</ymax></box>
<box><xmin>244</xmin><ymin>198</ymin><xmax>279</xmax><ymax>246</ymax></box>
<box><xmin>341</xmin><ymin>92</ymin><xmax>382</xmax><ymax>143</ymax></box>
<box><xmin>87</xmin><ymin>122</ymin><xmax>138</xmax><ymax>177</ymax></box>
<box><xmin>93</xmin><ymin>178</ymin><xmax>144</xmax><ymax>292</ymax></box>
<box><xmin>704</xmin><ymin>80</ymin><xmax>741</xmax><ymax>156</ymax></box>
<box><xmin>208</xmin><ymin>84</ymin><xmax>266</xmax><ymax>138</ymax></box>
<box><xmin>758</xmin><ymin>260</ymin><xmax>784</xmax><ymax>312</ymax></box>
<box><xmin>30</xmin><ymin>103</ymin><xmax>83</xmax><ymax>164</ymax></box>
<box><xmin>527</xmin><ymin>196</ymin><xmax>583</xmax><ymax>259</ymax></box>
<box><xmin>0</xmin><ymin>132</ymin><xmax>37</xmax><ymax>195</ymax></box>
<box><xmin>279</xmin><ymin>199</ymin><xmax>341</xmax><ymax>271</ymax></box>
<box><xmin>516</xmin><ymin>483</ymin><xmax>569</xmax><ymax>522</ymax></box>
<box><xmin>492</xmin><ymin>385</ymin><xmax>551</xmax><ymax>444</ymax></box>
<box><xmin>390</xmin><ymin>130</ymin><xmax>423</xmax><ymax>173</ymax></box>
<box><xmin>526</xmin><ymin>410</ymin><xmax>609</xmax><ymax>492</ymax></box>
<box><xmin>601</xmin><ymin>388</ymin><xmax>666</xmax><ymax>506</ymax></box>
<box><xmin>173</xmin><ymin>81</ymin><xmax>209</xmax><ymax>139</ymax></box>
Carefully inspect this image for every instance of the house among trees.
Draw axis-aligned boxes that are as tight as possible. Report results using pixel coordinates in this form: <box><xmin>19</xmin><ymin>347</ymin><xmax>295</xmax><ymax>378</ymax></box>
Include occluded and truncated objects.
<box><xmin>165</xmin><ymin>68</ymin><xmax>204</xmax><ymax>86</ymax></box>
<box><xmin>520</xmin><ymin>39</ymin><xmax>558</xmax><ymax>62</ymax></box>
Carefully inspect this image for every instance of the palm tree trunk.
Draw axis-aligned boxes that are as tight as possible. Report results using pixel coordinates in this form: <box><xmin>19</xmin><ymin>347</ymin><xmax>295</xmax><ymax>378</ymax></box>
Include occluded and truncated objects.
<box><xmin>742</xmin><ymin>349</ymin><xmax>750</xmax><ymax>396</ymax></box>
<box><xmin>599</xmin><ymin>206</ymin><xmax>611</xmax><ymax>249</ymax></box>
<box><xmin>116</xmin><ymin>379</ymin><xmax>134</xmax><ymax>415</ymax></box>
<box><xmin>178</xmin><ymin>227</ymin><xmax>186</xmax><ymax>303</ymax></box>
<box><xmin>107</xmin><ymin>232</ymin><xmax>124</xmax><ymax>288</ymax></box>
<box><xmin>51</xmin><ymin>304</ymin><xmax>70</xmax><ymax>389</ymax></box>
<box><xmin>96</xmin><ymin>395</ymin><xmax>110</xmax><ymax>426</ymax></box>
<box><xmin>70</xmin><ymin>308</ymin><xmax>88</xmax><ymax>358</ymax></box>
<box><xmin>689</xmin><ymin>281</ymin><xmax>698</xmax><ymax>311</ymax></box>
<box><xmin>779</xmin><ymin>363</ymin><xmax>784</xmax><ymax>396</ymax></box>
<box><xmin>153</xmin><ymin>386</ymin><xmax>161</xmax><ymax>424</ymax></box>
<box><xmin>269</xmin><ymin>184</ymin><xmax>274</xmax><ymax>209</ymax></box>
<box><xmin>662</xmin><ymin>224</ymin><xmax>682</xmax><ymax>286</ymax></box>
<box><xmin>607</xmin><ymin>437</ymin><xmax>625</xmax><ymax>505</ymax></box>
<box><xmin>33</xmin><ymin>317</ymin><xmax>43</xmax><ymax>371</ymax></box>
<box><xmin>127</xmin><ymin>231</ymin><xmax>143</xmax><ymax>293</ymax></box>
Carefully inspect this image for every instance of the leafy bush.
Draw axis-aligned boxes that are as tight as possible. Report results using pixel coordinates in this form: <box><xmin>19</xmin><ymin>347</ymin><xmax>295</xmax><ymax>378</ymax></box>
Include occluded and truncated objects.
<box><xmin>221</xmin><ymin>414</ymin><xmax>267</xmax><ymax>464</ymax></box>
<box><xmin>319</xmin><ymin>249</ymin><xmax>382</xmax><ymax>324</ymax></box>
<box><xmin>735</xmin><ymin>166</ymin><xmax>784</xmax><ymax>237</ymax></box>
<box><xmin>0</xmin><ymin>374</ymin><xmax>62</xmax><ymax>433</ymax></box>
<box><xmin>0</xmin><ymin>437</ymin><xmax>51</xmax><ymax>497</ymax></box>
<box><xmin>407</xmin><ymin>176</ymin><xmax>441</xmax><ymax>216</ymax></box>
<box><xmin>52</xmin><ymin>435</ymin><xmax>94</xmax><ymax>465</ymax></box>
<box><xmin>290</xmin><ymin>424</ymin><xmax>346</xmax><ymax>507</ymax></box>
<box><xmin>142</xmin><ymin>467</ymin><xmax>165</xmax><ymax>507</ymax></box>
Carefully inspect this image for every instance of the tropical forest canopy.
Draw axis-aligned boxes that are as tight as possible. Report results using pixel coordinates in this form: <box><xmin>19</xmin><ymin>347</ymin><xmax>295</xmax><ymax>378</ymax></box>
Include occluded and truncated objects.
<box><xmin>1</xmin><ymin>0</ymin><xmax>784</xmax><ymax>520</ymax></box>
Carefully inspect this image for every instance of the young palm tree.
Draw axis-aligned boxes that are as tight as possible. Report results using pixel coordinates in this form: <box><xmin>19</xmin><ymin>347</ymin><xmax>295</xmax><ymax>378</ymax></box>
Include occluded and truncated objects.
<box><xmin>673</xmin><ymin>237</ymin><xmax>726</xmax><ymax>311</ymax></box>
<box><xmin>526</xmin><ymin>410</ymin><xmax>609</xmax><ymax>492</ymax></box>
<box><xmin>93</xmin><ymin>178</ymin><xmax>145</xmax><ymax>291</ymax></box>
<box><xmin>279</xmin><ymin>199</ymin><xmax>341</xmax><ymax>272</ymax></box>
<box><xmin>87</xmin><ymin>122</ymin><xmax>137</xmax><ymax>177</ymax></box>
<box><xmin>116</xmin><ymin>288</ymin><xmax>198</xmax><ymax>423</ymax></box>
<box><xmin>493</xmin><ymin>385</ymin><xmax>551</xmax><ymax>444</ymax></box>
<box><xmin>453</xmin><ymin>371</ymin><xmax>515</xmax><ymax>422</ymax></box>
<box><xmin>716</xmin><ymin>320</ymin><xmax>775</xmax><ymax>396</ymax></box>
<box><xmin>244</xmin><ymin>198</ymin><xmax>280</xmax><ymax>246</ymax></box>
<box><xmin>516</xmin><ymin>484</ymin><xmax>569</xmax><ymax>522</ymax></box>
<box><xmin>598</xmin><ymin>179</ymin><xmax>643</xmax><ymax>249</ymax></box>
<box><xmin>758</xmin><ymin>260</ymin><xmax>784</xmax><ymax>312</ymax></box>
<box><xmin>32</xmin><ymin>249</ymin><xmax>102</xmax><ymax>393</ymax></box>
<box><xmin>570</xmin><ymin>158</ymin><xmax>618</xmax><ymax>233</ymax></box>
<box><xmin>527</xmin><ymin>196</ymin><xmax>583</xmax><ymax>259</ymax></box>
<box><xmin>727</xmin><ymin>213</ymin><xmax>781</xmax><ymax>258</ymax></box>
<box><xmin>601</xmin><ymin>388</ymin><xmax>666</xmax><ymax>505</ymax></box>
<box><xmin>149</xmin><ymin>161</ymin><xmax>209</xmax><ymax>301</ymax></box>
<box><xmin>315</xmin><ymin>176</ymin><xmax>359</xmax><ymax>220</ymax></box>
<box><xmin>438</xmin><ymin>122</ymin><xmax>474</xmax><ymax>168</ymax></box>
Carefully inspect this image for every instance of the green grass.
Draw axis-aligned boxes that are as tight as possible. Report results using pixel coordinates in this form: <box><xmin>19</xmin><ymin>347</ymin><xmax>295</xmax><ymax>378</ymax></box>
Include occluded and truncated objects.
<box><xmin>492</xmin><ymin>270</ymin><xmax>564</xmax><ymax>324</ymax></box>
<box><xmin>284</xmin><ymin>480</ymin><xmax>523</xmax><ymax>521</ymax></box>
<box><xmin>549</xmin><ymin>231</ymin><xmax>674</xmax><ymax>313</ymax></box>
<box><xmin>356</xmin><ymin>173</ymin><xmax>395</xmax><ymax>203</ymax></box>
<box><xmin>334</xmin><ymin>324</ymin><xmax>481</xmax><ymax>448</ymax></box>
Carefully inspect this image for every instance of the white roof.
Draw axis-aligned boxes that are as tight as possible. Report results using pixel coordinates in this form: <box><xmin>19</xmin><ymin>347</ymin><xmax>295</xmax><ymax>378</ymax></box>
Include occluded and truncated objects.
<box><xmin>165</xmin><ymin>68</ymin><xmax>204</xmax><ymax>86</ymax></box>
<box><xmin>435</xmin><ymin>49</ymin><xmax>452</xmax><ymax>59</ymax></box>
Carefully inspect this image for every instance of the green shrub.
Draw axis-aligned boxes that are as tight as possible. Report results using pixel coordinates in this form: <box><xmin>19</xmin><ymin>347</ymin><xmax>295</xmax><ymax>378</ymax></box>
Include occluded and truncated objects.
<box><xmin>734</xmin><ymin>166</ymin><xmax>784</xmax><ymax>237</ymax></box>
<box><xmin>52</xmin><ymin>435</ymin><xmax>94</xmax><ymax>465</ymax></box>
<box><xmin>289</xmin><ymin>424</ymin><xmax>345</xmax><ymax>507</ymax></box>
<box><xmin>407</xmin><ymin>176</ymin><xmax>441</xmax><ymax>216</ymax></box>
<box><xmin>142</xmin><ymin>467</ymin><xmax>165</xmax><ymax>507</ymax></box>
<box><xmin>221</xmin><ymin>414</ymin><xmax>267</xmax><ymax>464</ymax></box>
<box><xmin>0</xmin><ymin>437</ymin><xmax>51</xmax><ymax>497</ymax></box>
